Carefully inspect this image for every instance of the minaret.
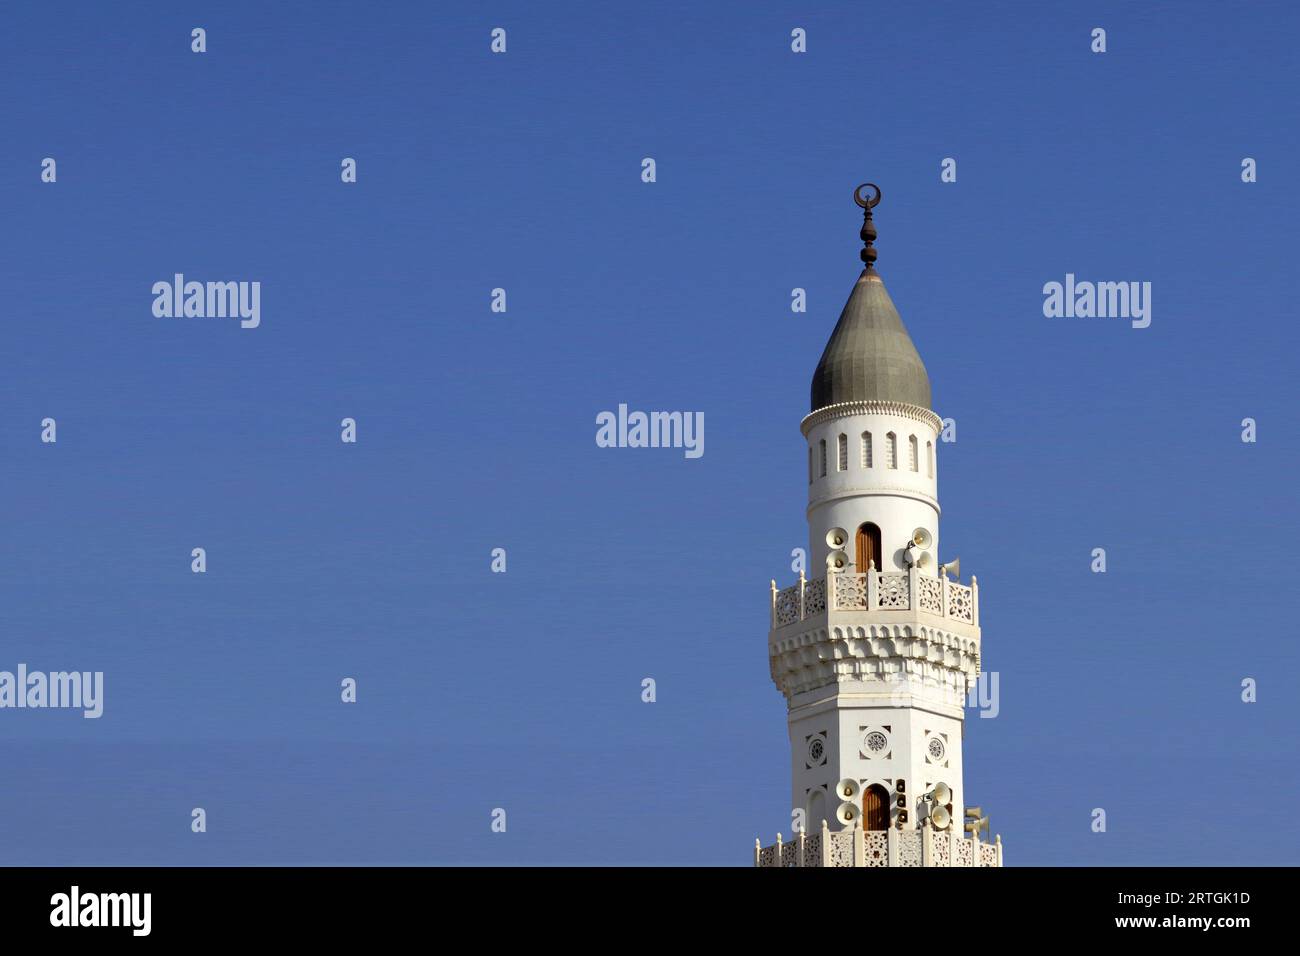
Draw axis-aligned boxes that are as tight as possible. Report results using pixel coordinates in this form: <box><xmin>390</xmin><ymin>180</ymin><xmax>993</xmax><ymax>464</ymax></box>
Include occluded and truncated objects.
<box><xmin>757</xmin><ymin>184</ymin><xmax>1002</xmax><ymax>868</ymax></box>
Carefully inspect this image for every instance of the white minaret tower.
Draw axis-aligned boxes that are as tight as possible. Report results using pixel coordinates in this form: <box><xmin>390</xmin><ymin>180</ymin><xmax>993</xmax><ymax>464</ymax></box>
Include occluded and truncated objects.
<box><xmin>756</xmin><ymin>184</ymin><xmax>1002</xmax><ymax>868</ymax></box>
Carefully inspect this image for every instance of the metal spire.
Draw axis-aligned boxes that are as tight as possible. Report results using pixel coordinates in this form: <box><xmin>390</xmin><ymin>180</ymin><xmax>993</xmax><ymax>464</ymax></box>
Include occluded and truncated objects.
<box><xmin>853</xmin><ymin>183</ymin><xmax>881</xmax><ymax>272</ymax></box>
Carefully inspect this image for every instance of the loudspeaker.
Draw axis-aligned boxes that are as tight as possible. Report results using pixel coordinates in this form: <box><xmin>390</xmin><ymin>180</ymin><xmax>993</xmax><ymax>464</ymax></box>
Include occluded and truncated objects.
<box><xmin>836</xmin><ymin>778</ymin><xmax>861</xmax><ymax>801</ymax></box>
<box><xmin>925</xmin><ymin>782</ymin><xmax>954</xmax><ymax>831</ymax></box>
<box><xmin>825</xmin><ymin>527</ymin><xmax>849</xmax><ymax>549</ymax></box>
<box><xmin>940</xmin><ymin>557</ymin><xmax>961</xmax><ymax>579</ymax></box>
<box><xmin>964</xmin><ymin>808</ymin><xmax>990</xmax><ymax>839</ymax></box>
<box><xmin>826</xmin><ymin>550</ymin><xmax>850</xmax><ymax>571</ymax></box>
<box><xmin>835</xmin><ymin>801</ymin><xmax>860</xmax><ymax>825</ymax></box>
<box><xmin>911</xmin><ymin>528</ymin><xmax>933</xmax><ymax>549</ymax></box>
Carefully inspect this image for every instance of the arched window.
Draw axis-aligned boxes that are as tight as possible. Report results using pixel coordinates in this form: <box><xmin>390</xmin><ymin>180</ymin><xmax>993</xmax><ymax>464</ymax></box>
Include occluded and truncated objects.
<box><xmin>837</xmin><ymin>433</ymin><xmax>848</xmax><ymax>471</ymax></box>
<box><xmin>927</xmin><ymin>441</ymin><xmax>934</xmax><ymax>478</ymax></box>
<box><xmin>808</xmin><ymin>446</ymin><xmax>813</xmax><ymax>485</ymax></box>
<box><xmin>863</xmin><ymin>784</ymin><xmax>890</xmax><ymax>831</ymax></box>
<box><xmin>908</xmin><ymin>435</ymin><xmax>919</xmax><ymax>472</ymax></box>
<box><xmin>886</xmin><ymin>432</ymin><xmax>897</xmax><ymax>469</ymax></box>
<box><xmin>861</xmin><ymin>431</ymin><xmax>872</xmax><ymax>468</ymax></box>
<box><xmin>819</xmin><ymin>439</ymin><xmax>827</xmax><ymax>478</ymax></box>
<box><xmin>806</xmin><ymin>789</ymin><xmax>828</xmax><ymax>830</ymax></box>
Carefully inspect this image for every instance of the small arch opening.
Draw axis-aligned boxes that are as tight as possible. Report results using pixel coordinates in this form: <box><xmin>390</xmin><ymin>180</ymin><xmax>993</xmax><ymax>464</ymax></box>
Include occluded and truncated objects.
<box><xmin>863</xmin><ymin>784</ymin><xmax>890</xmax><ymax>831</ymax></box>
<box><xmin>856</xmin><ymin>522</ymin><xmax>882</xmax><ymax>573</ymax></box>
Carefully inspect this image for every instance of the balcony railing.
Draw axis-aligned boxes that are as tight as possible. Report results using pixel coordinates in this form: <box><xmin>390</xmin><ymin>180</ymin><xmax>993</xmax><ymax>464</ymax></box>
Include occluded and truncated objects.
<box><xmin>770</xmin><ymin>566</ymin><xmax>978</xmax><ymax>629</ymax></box>
<box><xmin>755</xmin><ymin>821</ymin><xmax>1002</xmax><ymax>868</ymax></box>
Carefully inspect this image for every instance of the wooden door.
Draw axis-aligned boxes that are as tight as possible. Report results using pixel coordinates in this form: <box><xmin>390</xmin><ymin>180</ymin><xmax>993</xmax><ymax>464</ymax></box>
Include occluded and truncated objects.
<box><xmin>863</xmin><ymin>784</ymin><xmax>890</xmax><ymax>831</ymax></box>
<box><xmin>856</xmin><ymin>523</ymin><xmax>881</xmax><ymax>573</ymax></box>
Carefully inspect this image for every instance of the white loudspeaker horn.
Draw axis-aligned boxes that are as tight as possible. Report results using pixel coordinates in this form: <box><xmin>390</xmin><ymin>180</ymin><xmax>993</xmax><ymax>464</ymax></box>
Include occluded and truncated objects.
<box><xmin>911</xmin><ymin>528</ymin><xmax>933</xmax><ymax>550</ymax></box>
<box><xmin>932</xmin><ymin>782</ymin><xmax>952</xmax><ymax>805</ymax></box>
<box><xmin>826</xmin><ymin>550</ymin><xmax>850</xmax><ymax>571</ymax></box>
<box><xmin>931</xmin><ymin>805</ymin><xmax>952</xmax><ymax>830</ymax></box>
<box><xmin>836</xmin><ymin>778</ymin><xmax>862</xmax><ymax>801</ymax></box>
<box><xmin>940</xmin><ymin>557</ymin><xmax>961</xmax><ymax>580</ymax></box>
<box><xmin>825</xmin><ymin>527</ymin><xmax>849</xmax><ymax>549</ymax></box>
<box><xmin>835</xmin><ymin>801</ymin><xmax>860</xmax><ymax>825</ymax></box>
<box><xmin>914</xmin><ymin>551</ymin><xmax>933</xmax><ymax>570</ymax></box>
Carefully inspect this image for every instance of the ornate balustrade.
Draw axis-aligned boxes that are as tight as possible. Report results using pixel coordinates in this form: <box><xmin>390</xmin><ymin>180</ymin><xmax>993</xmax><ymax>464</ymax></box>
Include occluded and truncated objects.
<box><xmin>771</xmin><ymin>567</ymin><xmax>978</xmax><ymax>629</ymax></box>
<box><xmin>755</xmin><ymin>820</ymin><xmax>1002</xmax><ymax>868</ymax></box>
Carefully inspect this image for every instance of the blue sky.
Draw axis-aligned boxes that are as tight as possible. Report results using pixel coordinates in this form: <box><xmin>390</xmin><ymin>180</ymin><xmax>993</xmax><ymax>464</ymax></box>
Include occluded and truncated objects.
<box><xmin>0</xmin><ymin>0</ymin><xmax>1296</xmax><ymax>865</ymax></box>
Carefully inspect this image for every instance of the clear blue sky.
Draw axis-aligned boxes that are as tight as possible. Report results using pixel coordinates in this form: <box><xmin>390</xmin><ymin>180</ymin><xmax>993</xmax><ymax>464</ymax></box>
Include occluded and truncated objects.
<box><xmin>0</xmin><ymin>0</ymin><xmax>1295</xmax><ymax>865</ymax></box>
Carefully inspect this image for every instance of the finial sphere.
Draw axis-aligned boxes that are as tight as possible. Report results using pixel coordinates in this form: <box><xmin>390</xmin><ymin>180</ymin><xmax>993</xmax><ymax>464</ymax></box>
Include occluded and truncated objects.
<box><xmin>853</xmin><ymin>183</ymin><xmax>881</xmax><ymax>209</ymax></box>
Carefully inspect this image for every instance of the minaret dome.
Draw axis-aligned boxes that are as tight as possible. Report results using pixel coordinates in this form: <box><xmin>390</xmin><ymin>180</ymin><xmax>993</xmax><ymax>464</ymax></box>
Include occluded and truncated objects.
<box><xmin>810</xmin><ymin>184</ymin><xmax>932</xmax><ymax>412</ymax></box>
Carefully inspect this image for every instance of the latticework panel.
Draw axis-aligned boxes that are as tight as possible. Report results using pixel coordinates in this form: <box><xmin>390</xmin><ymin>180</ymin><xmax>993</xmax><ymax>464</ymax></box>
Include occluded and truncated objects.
<box><xmin>775</xmin><ymin>586</ymin><xmax>800</xmax><ymax>625</ymax></box>
<box><xmin>947</xmin><ymin>582</ymin><xmax>973</xmax><ymax>623</ymax></box>
<box><xmin>917</xmin><ymin>574</ymin><xmax>943</xmax><ymax>614</ymax></box>
<box><xmin>803</xmin><ymin>577</ymin><xmax>826</xmax><ymax>615</ymax></box>
<box><xmin>897</xmin><ymin>830</ymin><xmax>921</xmax><ymax>867</ymax></box>
<box><xmin>877</xmin><ymin>573</ymin><xmax>910</xmax><ymax>609</ymax></box>
<box><xmin>832</xmin><ymin>573</ymin><xmax>867</xmax><ymax>610</ymax></box>
<box><xmin>829</xmin><ymin>832</ymin><xmax>854</xmax><ymax>867</ymax></box>
<box><xmin>803</xmin><ymin>833</ymin><xmax>822</xmax><ymax>867</ymax></box>
<box><xmin>863</xmin><ymin>831</ymin><xmax>887</xmax><ymax>867</ymax></box>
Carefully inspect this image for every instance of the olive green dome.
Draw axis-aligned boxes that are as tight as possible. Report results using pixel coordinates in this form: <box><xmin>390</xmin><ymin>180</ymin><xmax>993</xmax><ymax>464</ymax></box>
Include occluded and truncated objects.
<box><xmin>810</xmin><ymin>268</ymin><xmax>931</xmax><ymax>412</ymax></box>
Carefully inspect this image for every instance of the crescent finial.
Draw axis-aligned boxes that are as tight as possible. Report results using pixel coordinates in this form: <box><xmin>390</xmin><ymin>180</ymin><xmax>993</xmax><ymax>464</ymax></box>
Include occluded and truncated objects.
<box><xmin>853</xmin><ymin>183</ymin><xmax>881</xmax><ymax>209</ymax></box>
